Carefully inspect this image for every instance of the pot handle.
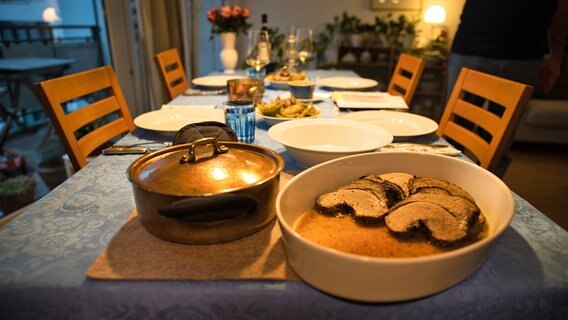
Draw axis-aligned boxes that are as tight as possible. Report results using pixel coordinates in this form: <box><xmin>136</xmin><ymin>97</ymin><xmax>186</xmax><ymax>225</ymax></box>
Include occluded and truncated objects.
<box><xmin>157</xmin><ymin>194</ymin><xmax>258</xmax><ymax>223</ymax></box>
<box><xmin>179</xmin><ymin>137</ymin><xmax>228</xmax><ymax>163</ymax></box>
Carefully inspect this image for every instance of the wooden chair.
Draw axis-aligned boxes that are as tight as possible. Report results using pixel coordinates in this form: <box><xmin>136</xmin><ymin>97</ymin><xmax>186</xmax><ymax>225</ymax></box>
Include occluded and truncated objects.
<box><xmin>154</xmin><ymin>48</ymin><xmax>189</xmax><ymax>100</ymax></box>
<box><xmin>387</xmin><ymin>53</ymin><xmax>425</xmax><ymax>104</ymax></box>
<box><xmin>437</xmin><ymin>68</ymin><xmax>533</xmax><ymax>174</ymax></box>
<box><xmin>35</xmin><ymin>65</ymin><xmax>134</xmax><ymax>172</ymax></box>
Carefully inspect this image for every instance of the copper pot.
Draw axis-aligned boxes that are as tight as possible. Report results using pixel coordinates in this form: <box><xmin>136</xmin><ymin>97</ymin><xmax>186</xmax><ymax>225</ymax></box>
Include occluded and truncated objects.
<box><xmin>128</xmin><ymin>137</ymin><xmax>284</xmax><ymax>245</ymax></box>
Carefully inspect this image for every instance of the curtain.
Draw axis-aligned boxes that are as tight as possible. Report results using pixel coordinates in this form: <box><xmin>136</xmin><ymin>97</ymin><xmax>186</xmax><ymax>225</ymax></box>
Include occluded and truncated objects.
<box><xmin>137</xmin><ymin>0</ymin><xmax>189</xmax><ymax>107</ymax></box>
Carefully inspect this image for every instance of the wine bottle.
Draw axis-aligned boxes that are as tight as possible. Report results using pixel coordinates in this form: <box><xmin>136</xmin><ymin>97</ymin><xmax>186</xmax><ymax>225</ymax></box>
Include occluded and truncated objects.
<box><xmin>261</xmin><ymin>14</ymin><xmax>268</xmax><ymax>32</ymax></box>
<box><xmin>261</xmin><ymin>13</ymin><xmax>277</xmax><ymax>73</ymax></box>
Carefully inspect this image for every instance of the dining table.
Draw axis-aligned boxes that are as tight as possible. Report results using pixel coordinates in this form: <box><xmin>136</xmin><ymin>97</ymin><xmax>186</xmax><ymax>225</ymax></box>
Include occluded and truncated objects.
<box><xmin>0</xmin><ymin>69</ymin><xmax>566</xmax><ymax>319</ymax></box>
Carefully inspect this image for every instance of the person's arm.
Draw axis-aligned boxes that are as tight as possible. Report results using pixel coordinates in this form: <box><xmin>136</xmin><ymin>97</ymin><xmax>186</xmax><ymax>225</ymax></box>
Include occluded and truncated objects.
<box><xmin>536</xmin><ymin>0</ymin><xmax>568</xmax><ymax>94</ymax></box>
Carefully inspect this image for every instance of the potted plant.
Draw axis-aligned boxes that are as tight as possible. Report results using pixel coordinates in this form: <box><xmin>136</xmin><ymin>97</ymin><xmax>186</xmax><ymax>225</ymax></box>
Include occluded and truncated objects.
<box><xmin>36</xmin><ymin>131</ymin><xmax>67</xmax><ymax>190</ymax></box>
<box><xmin>313</xmin><ymin>12</ymin><xmax>363</xmax><ymax>67</ymax></box>
<box><xmin>37</xmin><ymin>155</ymin><xmax>66</xmax><ymax>190</ymax></box>
<box><xmin>402</xmin><ymin>15</ymin><xmax>420</xmax><ymax>50</ymax></box>
<box><xmin>0</xmin><ymin>175</ymin><xmax>36</xmax><ymax>213</ymax></box>
<box><xmin>337</xmin><ymin>12</ymin><xmax>362</xmax><ymax>46</ymax></box>
<box><xmin>373</xmin><ymin>15</ymin><xmax>389</xmax><ymax>46</ymax></box>
<box><xmin>314</xmin><ymin>18</ymin><xmax>341</xmax><ymax>68</ymax></box>
<box><xmin>357</xmin><ymin>23</ymin><xmax>375</xmax><ymax>47</ymax></box>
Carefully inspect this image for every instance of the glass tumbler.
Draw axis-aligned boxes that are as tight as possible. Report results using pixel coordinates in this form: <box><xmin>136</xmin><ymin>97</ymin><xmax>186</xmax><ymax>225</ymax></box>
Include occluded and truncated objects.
<box><xmin>222</xmin><ymin>100</ymin><xmax>256</xmax><ymax>143</ymax></box>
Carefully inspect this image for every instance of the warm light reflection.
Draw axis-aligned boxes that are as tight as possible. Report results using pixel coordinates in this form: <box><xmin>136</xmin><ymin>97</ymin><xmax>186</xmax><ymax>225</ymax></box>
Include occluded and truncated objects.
<box><xmin>240</xmin><ymin>172</ymin><xmax>258</xmax><ymax>184</ymax></box>
<box><xmin>211</xmin><ymin>166</ymin><xmax>228</xmax><ymax>181</ymax></box>
<box><xmin>424</xmin><ymin>5</ymin><xmax>446</xmax><ymax>24</ymax></box>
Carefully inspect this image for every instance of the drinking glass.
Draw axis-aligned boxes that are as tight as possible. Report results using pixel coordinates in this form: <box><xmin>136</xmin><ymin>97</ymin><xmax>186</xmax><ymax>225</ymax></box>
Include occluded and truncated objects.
<box><xmin>245</xmin><ymin>30</ymin><xmax>270</xmax><ymax>78</ymax></box>
<box><xmin>222</xmin><ymin>100</ymin><xmax>256</xmax><ymax>143</ymax></box>
<box><xmin>295</xmin><ymin>28</ymin><xmax>314</xmax><ymax>69</ymax></box>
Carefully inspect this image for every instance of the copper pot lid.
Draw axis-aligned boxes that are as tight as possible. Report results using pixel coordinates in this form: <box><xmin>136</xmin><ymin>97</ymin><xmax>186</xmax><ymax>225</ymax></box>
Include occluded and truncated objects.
<box><xmin>128</xmin><ymin>138</ymin><xmax>284</xmax><ymax>196</ymax></box>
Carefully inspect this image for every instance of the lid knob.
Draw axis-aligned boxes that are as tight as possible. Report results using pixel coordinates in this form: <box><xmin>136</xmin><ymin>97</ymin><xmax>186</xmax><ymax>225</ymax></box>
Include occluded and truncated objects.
<box><xmin>179</xmin><ymin>137</ymin><xmax>229</xmax><ymax>163</ymax></box>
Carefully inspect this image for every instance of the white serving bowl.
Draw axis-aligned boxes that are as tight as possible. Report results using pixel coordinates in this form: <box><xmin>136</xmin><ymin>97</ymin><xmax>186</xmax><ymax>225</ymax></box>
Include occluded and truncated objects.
<box><xmin>268</xmin><ymin>118</ymin><xmax>393</xmax><ymax>167</ymax></box>
<box><xmin>256</xmin><ymin>107</ymin><xmax>322</xmax><ymax>127</ymax></box>
<box><xmin>276</xmin><ymin>152</ymin><xmax>514</xmax><ymax>302</ymax></box>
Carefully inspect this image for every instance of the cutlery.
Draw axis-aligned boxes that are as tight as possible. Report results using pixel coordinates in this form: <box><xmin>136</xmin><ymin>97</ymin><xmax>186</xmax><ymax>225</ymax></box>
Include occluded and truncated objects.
<box><xmin>183</xmin><ymin>89</ymin><xmax>226</xmax><ymax>96</ymax></box>
<box><xmin>102</xmin><ymin>142</ymin><xmax>171</xmax><ymax>155</ymax></box>
<box><xmin>111</xmin><ymin>142</ymin><xmax>172</xmax><ymax>148</ymax></box>
<box><xmin>102</xmin><ymin>147</ymin><xmax>152</xmax><ymax>155</ymax></box>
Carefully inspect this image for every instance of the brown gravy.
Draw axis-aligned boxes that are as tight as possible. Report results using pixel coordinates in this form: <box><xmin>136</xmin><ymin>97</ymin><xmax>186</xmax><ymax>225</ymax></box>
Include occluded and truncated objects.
<box><xmin>295</xmin><ymin>208</ymin><xmax>488</xmax><ymax>258</ymax></box>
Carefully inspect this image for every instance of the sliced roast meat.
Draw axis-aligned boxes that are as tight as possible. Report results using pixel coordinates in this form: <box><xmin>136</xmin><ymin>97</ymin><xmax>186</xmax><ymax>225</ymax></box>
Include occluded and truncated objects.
<box><xmin>385</xmin><ymin>201</ymin><xmax>469</xmax><ymax>246</ymax></box>
<box><xmin>392</xmin><ymin>193</ymin><xmax>480</xmax><ymax>231</ymax></box>
<box><xmin>360</xmin><ymin>175</ymin><xmax>405</xmax><ymax>207</ymax></box>
<box><xmin>314</xmin><ymin>172</ymin><xmax>482</xmax><ymax>247</ymax></box>
<box><xmin>339</xmin><ymin>177</ymin><xmax>388</xmax><ymax>201</ymax></box>
<box><xmin>411</xmin><ymin>177</ymin><xmax>476</xmax><ymax>203</ymax></box>
<box><xmin>315</xmin><ymin>189</ymin><xmax>389</xmax><ymax>223</ymax></box>
<box><xmin>378</xmin><ymin>172</ymin><xmax>415</xmax><ymax>198</ymax></box>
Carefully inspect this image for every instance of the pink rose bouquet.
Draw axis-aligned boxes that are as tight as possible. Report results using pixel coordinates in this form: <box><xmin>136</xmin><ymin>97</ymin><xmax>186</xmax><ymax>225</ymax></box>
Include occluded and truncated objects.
<box><xmin>206</xmin><ymin>5</ymin><xmax>252</xmax><ymax>38</ymax></box>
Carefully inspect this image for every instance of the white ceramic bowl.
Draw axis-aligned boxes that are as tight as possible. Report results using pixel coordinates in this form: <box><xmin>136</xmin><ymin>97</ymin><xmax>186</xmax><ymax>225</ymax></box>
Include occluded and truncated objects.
<box><xmin>276</xmin><ymin>152</ymin><xmax>514</xmax><ymax>302</ymax></box>
<box><xmin>256</xmin><ymin>107</ymin><xmax>322</xmax><ymax>127</ymax></box>
<box><xmin>268</xmin><ymin>118</ymin><xmax>393</xmax><ymax>168</ymax></box>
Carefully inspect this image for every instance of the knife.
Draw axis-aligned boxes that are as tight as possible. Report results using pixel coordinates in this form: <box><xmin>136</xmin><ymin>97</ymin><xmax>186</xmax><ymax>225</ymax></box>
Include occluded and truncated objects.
<box><xmin>102</xmin><ymin>146</ymin><xmax>152</xmax><ymax>155</ymax></box>
<box><xmin>183</xmin><ymin>89</ymin><xmax>226</xmax><ymax>96</ymax></box>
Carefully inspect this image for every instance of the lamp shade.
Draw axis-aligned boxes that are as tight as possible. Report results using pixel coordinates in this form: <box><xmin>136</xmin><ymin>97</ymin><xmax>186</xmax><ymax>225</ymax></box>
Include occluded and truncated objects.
<box><xmin>42</xmin><ymin>7</ymin><xmax>61</xmax><ymax>23</ymax></box>
<box><xmin>424</xmin><ymin>5</ymin><xmax>446</xmax><ymax>24</ymax></box>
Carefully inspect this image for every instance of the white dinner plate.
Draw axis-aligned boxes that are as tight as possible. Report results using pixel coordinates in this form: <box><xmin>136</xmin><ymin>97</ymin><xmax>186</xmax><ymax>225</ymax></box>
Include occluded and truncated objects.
<box><xmin>256</xmin><ymin>106</ymin><xmax>322</xmax><ymax>127</ymax></box>
<box><xmin>134</xmin><ymin>108</ymin><xmax>225</xmax><ymax>133</ymax></box>
<box><xmin>191</xmin><ymin>75</ymin><xmax>246</xmax><ymax>88</ymax></box>
<box><xmin>318</xmin><ymin>77</ymin><xmax>378</xmax><ymax>90</ymax></box>
<box><xmin>339</xmin><ymin>110</ymin><xmax>439</xmax><ymax>137</ymax></box>
<box><xmin>276</xmin><ymin>92</ymin><xmax>330</xmax><ymax>103</ymax></box>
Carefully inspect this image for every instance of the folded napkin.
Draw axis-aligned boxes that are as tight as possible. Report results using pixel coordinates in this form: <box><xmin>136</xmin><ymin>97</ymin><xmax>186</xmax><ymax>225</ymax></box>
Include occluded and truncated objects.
<box><xmin>379</xmin><ymin>143</ymin><xmax>462</xmax><ymax>156</ymax></box>
<box><xmin>331</xmin><ymin>92</ymin><xmax>408</xmax><ymax>110</ymax></box>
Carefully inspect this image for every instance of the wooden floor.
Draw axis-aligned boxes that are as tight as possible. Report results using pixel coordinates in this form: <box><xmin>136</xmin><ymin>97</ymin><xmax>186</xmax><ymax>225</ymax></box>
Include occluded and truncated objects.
<box><xmin>502</xmin><ymin>142</ymin><xmax>568</xmax><ymax>231</ymax></box>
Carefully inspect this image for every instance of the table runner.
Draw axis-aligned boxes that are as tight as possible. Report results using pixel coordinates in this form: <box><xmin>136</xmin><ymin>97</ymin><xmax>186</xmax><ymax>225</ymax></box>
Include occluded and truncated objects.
<box><xmin>86</xmin><ymin>172</ymin><xmax>299</xmax><ymax>281</ymax></box>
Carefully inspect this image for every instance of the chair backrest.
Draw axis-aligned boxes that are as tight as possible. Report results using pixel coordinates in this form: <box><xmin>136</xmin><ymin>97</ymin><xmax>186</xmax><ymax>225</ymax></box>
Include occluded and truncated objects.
<box><xmin>437</xmin><ymin>68</ymin><xmax>533</xmax><ymax>173</ymax></box>
<box><xmin>154</xmin><ymin>48</ymin><xmax>189</xmax><ymax>100</ymax></box>
<box><xmin>35</xmin><ymin>65</ymin><xmax>135</xmax><ymax>172</ymax></box>
<box><xmin>387</xmin><ymin>53</ymin><xmax>425</xmax><ymax>104</ymax></box>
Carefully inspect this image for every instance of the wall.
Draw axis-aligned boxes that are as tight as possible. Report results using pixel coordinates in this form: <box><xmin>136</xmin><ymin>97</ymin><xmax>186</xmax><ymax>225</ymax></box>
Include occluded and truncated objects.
<box><xmin>242</xmin><ymin>0</ymin><xmax>465</xmax><ymax>46</ymax></box>
<box><xmin>198</xmin><ymin>0</ymin><xmax>465</xmax><ymax>75</ymax></box>
<box><xmin>58</xmin><ymin>0</ymin><xmax>95</xmax><ymax>39</ymax></box>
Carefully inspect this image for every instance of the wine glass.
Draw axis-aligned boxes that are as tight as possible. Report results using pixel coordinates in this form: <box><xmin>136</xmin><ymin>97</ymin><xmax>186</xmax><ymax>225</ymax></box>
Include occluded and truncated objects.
<box><xmin>245</xmin><ymin>30</ymin><xmax>270</xmax><ymax>78</ymax></box>
<box><xmin>295</xmin><ymin>28</ymin><xmax>314</xmax><ymax>69</ymax></box>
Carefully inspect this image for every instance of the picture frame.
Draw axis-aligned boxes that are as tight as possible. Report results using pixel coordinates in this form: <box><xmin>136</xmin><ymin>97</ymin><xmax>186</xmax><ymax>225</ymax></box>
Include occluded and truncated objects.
<box><xmin>370</xmin><ymin>0</ymin><xmax>422</xmax><ymax>11</ymax></box>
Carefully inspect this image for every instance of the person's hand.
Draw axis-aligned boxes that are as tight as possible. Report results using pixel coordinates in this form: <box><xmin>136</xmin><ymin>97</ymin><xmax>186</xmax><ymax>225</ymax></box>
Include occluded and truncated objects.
<box><xmin>535</xmin><ymin>57</ymin><xmax>561</xmax><ymax>94</ymax></box>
